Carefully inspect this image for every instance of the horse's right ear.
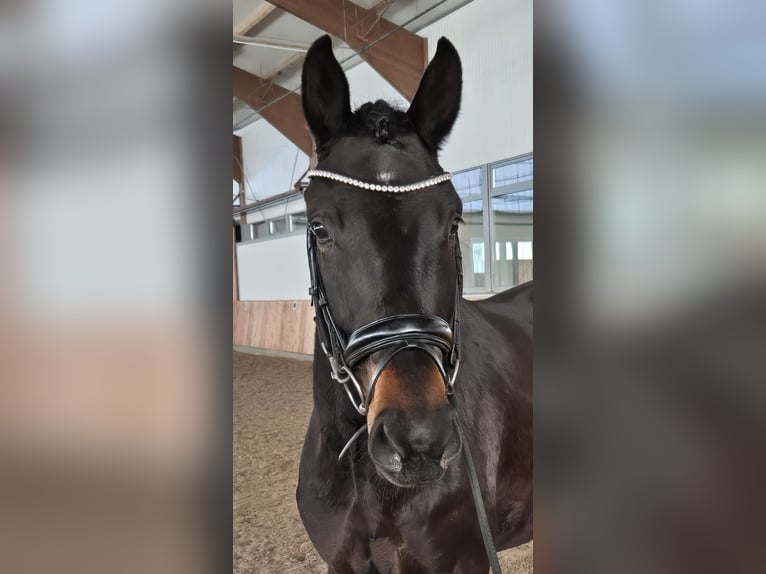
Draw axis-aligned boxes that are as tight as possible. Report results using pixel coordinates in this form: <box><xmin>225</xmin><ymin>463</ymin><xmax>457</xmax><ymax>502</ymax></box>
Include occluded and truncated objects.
<box><xmin>301</xmin><ymin>35</ymin><xmax>352</xmax><ymax>149</ymax></box>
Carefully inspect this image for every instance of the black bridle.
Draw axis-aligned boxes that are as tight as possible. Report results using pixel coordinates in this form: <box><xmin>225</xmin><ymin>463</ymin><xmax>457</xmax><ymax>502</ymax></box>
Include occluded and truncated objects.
<box><xmin>306</xmin><ymin>219</ymin><xmax>463</xmax><ymax>421</ymax></box>
<box><xmin>304</xmin><ymin>170</ymin><xmax>503</xmax><ymax>574</ymax></box>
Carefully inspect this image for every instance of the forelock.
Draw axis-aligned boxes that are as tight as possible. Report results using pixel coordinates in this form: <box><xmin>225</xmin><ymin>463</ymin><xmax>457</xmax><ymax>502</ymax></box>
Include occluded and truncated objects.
<box><xmin>353</xmin><ymin>100</ymin><xmax>411</xmax><ymax>146</ymax></box>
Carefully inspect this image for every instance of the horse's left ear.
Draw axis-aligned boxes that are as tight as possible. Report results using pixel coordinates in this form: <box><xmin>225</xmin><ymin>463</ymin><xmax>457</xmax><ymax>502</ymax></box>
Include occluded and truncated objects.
<box><xmin>407</xmin><ymin>37</ymin><xmax>462</xmax><ymax>152</ymax></box>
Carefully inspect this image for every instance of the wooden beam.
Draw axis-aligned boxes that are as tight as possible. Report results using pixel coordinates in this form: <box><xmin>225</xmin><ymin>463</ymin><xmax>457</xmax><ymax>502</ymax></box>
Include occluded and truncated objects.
<box><xmin>233</xmin><ymin>66</ymin><xmax>313</xmax><ymax>156</ymax></box>
<box><xmin>266</xmin><ymin>51</ymin><xmax>304</xmax><ymax>82</ymax></box>
<box><xmin>234</xmin><ymin>2</ymin><xmax>278</xmax><ymax>36</ymax></box>
<box><xmin>233</xmin><ymin>135</ymin><xmax>243</xmax><ymax>183</ymax></box>
<box><xmin>267</xmin><ymin>0</ymin><xmax>427</xmax><ymax>101</ymax></box>
<box><xmin>233</xmin><ymin>135</ymin><xmax>249</xmax><ymax>225</ymax></box>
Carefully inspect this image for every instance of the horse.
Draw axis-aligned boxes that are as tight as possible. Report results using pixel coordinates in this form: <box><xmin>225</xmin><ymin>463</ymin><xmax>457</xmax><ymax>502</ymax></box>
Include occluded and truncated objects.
<box><xmin>296</xmin><ymin>35</ymin><xmax>533</xmax><ymax>573</ymax></box>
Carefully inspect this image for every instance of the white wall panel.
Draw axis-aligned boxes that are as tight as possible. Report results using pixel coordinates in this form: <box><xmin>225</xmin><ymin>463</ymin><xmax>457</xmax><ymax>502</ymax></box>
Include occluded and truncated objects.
<box><xmin>424</xmin><ymin>0</ymin><xmax>533</xmax><ymax>171</ymax></box>
<box><xmin>237</xmin><ymin>234</ymin><xmax>309</xmax><ymax>301</ymax></box>
<box><xmin>346</xmin><ymin>63</ymin><xmax>409</xmax><ymax>112</ymax></box>
<box><xmin>240</xmin><ymin>120</ymin><xmax>309</xmax><ymax>203</ymax></box>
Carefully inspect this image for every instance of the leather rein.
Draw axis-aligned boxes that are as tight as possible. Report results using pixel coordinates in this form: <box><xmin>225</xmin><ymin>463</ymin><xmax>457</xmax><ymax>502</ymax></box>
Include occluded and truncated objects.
<box><xmin>304</xmin><ymin>169</ymin><xmax>503</xmax><ymax>574</ymax></box>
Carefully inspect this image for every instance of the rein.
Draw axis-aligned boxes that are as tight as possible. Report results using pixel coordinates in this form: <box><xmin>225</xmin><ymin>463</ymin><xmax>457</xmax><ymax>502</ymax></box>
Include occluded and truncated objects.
<box><xmin>305</xmin><ymin>169</ymin><xmax>502</xmax><ymax>574</ymax></box>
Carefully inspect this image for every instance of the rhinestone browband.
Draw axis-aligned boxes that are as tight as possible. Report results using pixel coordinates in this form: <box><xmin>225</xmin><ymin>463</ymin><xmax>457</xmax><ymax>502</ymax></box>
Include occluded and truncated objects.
<box><xmin>306</xmin><ymin>169</ymin><xmax>452</xmax><ymax>193</ymax></box>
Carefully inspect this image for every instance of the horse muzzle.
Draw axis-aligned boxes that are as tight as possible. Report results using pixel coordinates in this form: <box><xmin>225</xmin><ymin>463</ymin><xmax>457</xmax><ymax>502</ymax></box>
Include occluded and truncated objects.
<box><xmin>368</xmin><ymin>407</ymin><xmax>462</xmax><ymax>487</ymax></box>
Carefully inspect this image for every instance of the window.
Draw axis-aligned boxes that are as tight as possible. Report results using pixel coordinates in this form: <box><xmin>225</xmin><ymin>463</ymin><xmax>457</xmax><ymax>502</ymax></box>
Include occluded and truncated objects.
<box><xmin>454</xmin><ymin>168</ymin><xmax>487</xmax><ymax>289</ymax></box>
<box><xmin>491</xmin><ymin>189</ymin><xmax>533</xmax><ymax>214</ymax></box>
<box><xmin>492</xmin><ymin>157</ymin><xmax>533</xmax><ymax>188</ymax></box>
<box><xmin>269</xmin><ymin>218</ymin><xmax>287</xmax><ymax>236</ymax></box>
<box><xmin>453</xmin><ymin>167</ymin><xmax>483</xmax><ymax>200</ymax></box>
<box><xmin>234</xmin><ymin>195</ymin><xmax>307</xmax><ymax>244</ymax></box>
<box><xmin>289</xmin><ymin>212</ymin><xmax>308</xmax><ymax>231</ymax></box>
<box><xmin>454</xmin><ymin>154</ymin><xmax>533</xmax><ymax>293</ymax></box>
<box><xmin>472</xmin><ymin>242</ymin><xmax>485</xmax><ymax>274</ymax></box>
<box><xmin>459</xmin><ymin>199</ymin><xmax>486</xmax><ymax>289</ymax></box>
<box><xmin>516</xmin><ymin>240</ymin><xmax>533</xmax><ymax>284</ymax></box>
<box><xmin>252</xmin><ymin>222</ymin><xmax>266</xmax><ymax>239</ymax></box>
<box><xmin>518</xmin><ymin>241</ymin><xmax>533</xmax><ymax>259</ymax></box>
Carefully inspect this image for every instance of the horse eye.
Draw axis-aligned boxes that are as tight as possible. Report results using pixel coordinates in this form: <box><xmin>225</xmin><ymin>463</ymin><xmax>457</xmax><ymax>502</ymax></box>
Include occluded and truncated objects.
<box><xmin>450</xmin><ymin>216</ymin><xmax>464</xmax><ymax>236</ymax></box>
<box><xmin>311</xmin><ymin>222</ymin><xmax>331</xmax><ymax>243</ymax></box>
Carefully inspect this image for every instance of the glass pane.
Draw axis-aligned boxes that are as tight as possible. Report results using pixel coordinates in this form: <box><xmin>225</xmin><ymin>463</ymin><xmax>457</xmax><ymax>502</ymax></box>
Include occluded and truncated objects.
<box><xmin>289</xmin><ymin>212</ymin><xmax>308</xmax><ymax>231</ymax></box>
<box><xmin>253</xmin><ymin>222</ymin><xmax>267</xmax><ymax>239</ymax></box>
<box><xmin>459</xmin><ymin>199</ymin><xmax>486</xmax><ymax>289</ymax></box>
<box><xmin>492</xmin><ymin>192</ymin><xmax>533</xmax><ymax>290</ymax></box>
<box><xmin>517</xmin><ymin>241</ymin><xmax>533</xmax><ymax>260</ymax></box>
<box><xmin>269</xmin><ymin>218</ymin><xmax>287</xmax><ymax>236</ymax></box>
<box><xmin>452</xmin><ymin>167</ymin><xmax>483</xmax><ymax>200</ymax></box>
<box><xmin>491</xmin><ymin>188</ymin><xmax>533</xmax><ymax>213</ymax></box>
<box><xmin>517</xmin><ymin>252</ymin><xmax>533</xmax><ymax>283</ymax></box>
<box><xmin>492</xmin><ymin>157</ymin><xmax>533</xmax><ymax>188</ymax></box>
<box><xmin>472</xmin><ymin>242</ymin><xmax>485</xmax><ymax>274</ymax></box>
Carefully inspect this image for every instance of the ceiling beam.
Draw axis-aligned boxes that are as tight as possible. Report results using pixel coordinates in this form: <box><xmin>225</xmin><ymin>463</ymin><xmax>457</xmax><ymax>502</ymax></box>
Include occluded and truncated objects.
<box><xmin>233</xmin><ymin>66</ymin><xmax>313</xmax><ymax>156</ymax></box>
<box><xmin>265</xmin><ymin>51</ymin><xmax>304</xmax><ymax>82</ymax></box>
<box><xmin>234</xmin><ymin>2</ymin><xmax>278</xmax><ymax>36</ymax></box>
<box><xmin>233</xmin><ymin>135</ymin><xmax>249</xmax><ymax>224</ymax></box>
<box><xmin>267</xmin><ymin>0</ymin><xmax>427</xmax><ymax>101</ymax></box>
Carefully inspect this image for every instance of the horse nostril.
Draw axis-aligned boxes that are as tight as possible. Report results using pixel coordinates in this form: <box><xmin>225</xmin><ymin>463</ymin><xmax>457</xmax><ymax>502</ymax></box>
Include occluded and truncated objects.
<box><xmin>369</xmin><ymin>418</ymin><xmax>407</xmax><ymax>472</ymax></box>
<box><xmin>381</xmin><ymin>422</ymin><xmax>407</xmax><ymax>458</ymax></box>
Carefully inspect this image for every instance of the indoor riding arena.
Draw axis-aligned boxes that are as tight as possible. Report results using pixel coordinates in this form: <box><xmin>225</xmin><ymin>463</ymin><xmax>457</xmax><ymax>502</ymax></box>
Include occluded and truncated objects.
<box><xmin>233</xmin><ymin>0</ymin><xmax>533</xmax><ymax>572</ymax></box>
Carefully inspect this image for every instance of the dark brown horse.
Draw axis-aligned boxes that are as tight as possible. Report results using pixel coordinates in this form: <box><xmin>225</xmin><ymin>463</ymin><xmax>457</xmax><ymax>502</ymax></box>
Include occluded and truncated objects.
<box><xmin>296</xmin><ymin>35</ymin><xmax>532</xmax><ymax>573</ymax></box>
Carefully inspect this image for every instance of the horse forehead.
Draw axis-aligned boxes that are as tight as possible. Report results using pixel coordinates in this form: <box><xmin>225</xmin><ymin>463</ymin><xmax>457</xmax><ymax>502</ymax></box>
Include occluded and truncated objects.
<box><xmin>359</xmin><ymin>193</ymin><xmax>443</xmax><ymax>232</ymax></box>
<box><xmin>308</xmin><ymin>182</ymin><xmax>443</xmax><ymax>221</ymax></box>
<box><xmin>321</xmin><ymin>134</ymin><xmax>440</xmax><ymax>181</ymax></box>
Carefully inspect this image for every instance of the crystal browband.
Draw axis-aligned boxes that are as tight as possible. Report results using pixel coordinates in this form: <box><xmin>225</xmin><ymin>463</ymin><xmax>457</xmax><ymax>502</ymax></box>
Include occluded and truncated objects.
<box><xmin>306</xmin><ymin>169</ymin><xmax>453</xmax><ymax>193</ymax></box>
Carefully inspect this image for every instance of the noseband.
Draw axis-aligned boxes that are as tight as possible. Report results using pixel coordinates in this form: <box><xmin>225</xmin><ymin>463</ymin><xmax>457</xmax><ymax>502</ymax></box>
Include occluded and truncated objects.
<box><xmin>305</xmin><ymin>169</ymin><xmax>463</xmax><ymax>424</ymax></box>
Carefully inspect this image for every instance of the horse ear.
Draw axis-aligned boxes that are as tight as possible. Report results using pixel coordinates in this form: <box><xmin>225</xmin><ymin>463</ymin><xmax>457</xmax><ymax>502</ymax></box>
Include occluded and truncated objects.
<box><xmin>301</xmin><ymin>35</ymin><xmax>353</xmax><ymax>149</ymax></box>
<box><xmin>407</xmin><ymin>37</ymin><xmax>462</xmax><ymax>152</ymax></box>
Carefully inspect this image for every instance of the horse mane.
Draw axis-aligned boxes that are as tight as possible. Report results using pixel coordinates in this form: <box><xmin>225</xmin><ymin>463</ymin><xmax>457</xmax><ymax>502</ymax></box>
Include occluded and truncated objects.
<box><xmin>353</xmin><ymin>100</ymin><xmax>411</xmax><ymax>148</ymax></box>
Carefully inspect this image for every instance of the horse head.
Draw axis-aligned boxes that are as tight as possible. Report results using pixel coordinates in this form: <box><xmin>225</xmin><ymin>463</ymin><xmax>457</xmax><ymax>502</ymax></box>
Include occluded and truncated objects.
<box><xmin>302</xmin><ymin>35</ymin><xmax>464</xmax><ymax>487</ymax></box>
